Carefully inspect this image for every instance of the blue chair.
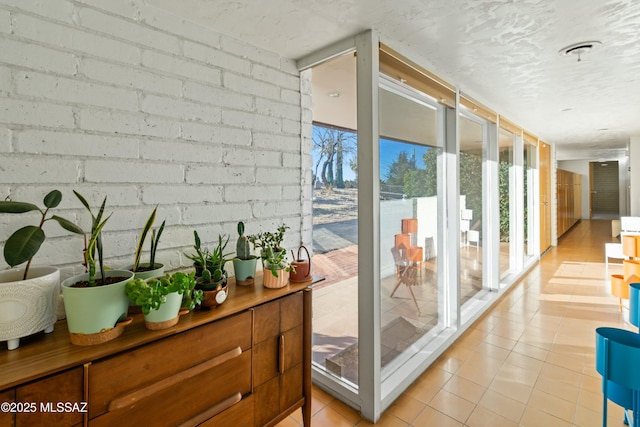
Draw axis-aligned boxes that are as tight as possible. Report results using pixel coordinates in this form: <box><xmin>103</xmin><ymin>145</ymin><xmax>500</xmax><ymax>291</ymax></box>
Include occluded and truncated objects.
<box><xmin>596</xmin><ymin>327</ymin><xmax>640</xmax><ymax>426</ymax></box>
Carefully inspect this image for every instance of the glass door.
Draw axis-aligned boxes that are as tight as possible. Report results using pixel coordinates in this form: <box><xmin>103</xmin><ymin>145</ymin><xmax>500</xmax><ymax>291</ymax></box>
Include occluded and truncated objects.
<box><xmin>498</xmin><ymin>128</ymin><xmax>515</xmax><ymax>278</ymax></box>
<box><xmin>308</xmin><ymin>53</ymin><xmax>360</xmax><ymax>387</ymax></box>
<box><xmin>459</xmin><ymin>113</ymin><xmax>488</xmax><ymax>305</ymax></box>
<box><xmin>524</xmin><ymin>140</ymin><xmax>537</xmax><ymax>262</ymax></box>
<box><xmin>378</xmin><ymin>78</ymin><xmax>445</xmax><ymax>377</ymax></box>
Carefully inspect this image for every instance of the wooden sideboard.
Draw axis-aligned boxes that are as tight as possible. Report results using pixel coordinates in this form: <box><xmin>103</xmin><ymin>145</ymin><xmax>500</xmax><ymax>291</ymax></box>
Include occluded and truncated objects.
<box><xmin>0</xmin><ymin>277</ymin><xmax>312</xmax><ymax>427</ymax></box>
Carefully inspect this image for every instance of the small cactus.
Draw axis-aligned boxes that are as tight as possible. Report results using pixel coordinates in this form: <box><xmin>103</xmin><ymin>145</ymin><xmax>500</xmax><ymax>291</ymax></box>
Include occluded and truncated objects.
<box><xmin>212</xmin><ymin>267</ymin><xmax>223</xmax><ymax>282</ymax></box>
<box><xmin>236</xmin><ymin>221</ymin><xmax>252</xmax><ymax>260</ymax></box>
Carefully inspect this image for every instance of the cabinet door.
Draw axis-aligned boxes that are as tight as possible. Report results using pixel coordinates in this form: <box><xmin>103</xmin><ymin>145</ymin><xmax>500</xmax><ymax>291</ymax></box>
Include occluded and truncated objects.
<box><xmin>16</xmin><ymin>367</ymin><xmax>84</xmax><ymax>427</ymax></box>
<box><xmin>253</xmin><ymin>292</ymin><xmax>304</xmax><ymax>426</ymax></box>
<box><xmin>0</xmin><ymin>388</ymin><xmax>15</xmax><ymax>427</ymax></box>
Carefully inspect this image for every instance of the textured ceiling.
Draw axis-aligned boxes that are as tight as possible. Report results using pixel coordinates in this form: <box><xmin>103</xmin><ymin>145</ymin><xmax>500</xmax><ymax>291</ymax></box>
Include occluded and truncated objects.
<box><xmin>145</xmin><ymin>0</ymin><xmax>640</xmax><ymax>160</ymax></box>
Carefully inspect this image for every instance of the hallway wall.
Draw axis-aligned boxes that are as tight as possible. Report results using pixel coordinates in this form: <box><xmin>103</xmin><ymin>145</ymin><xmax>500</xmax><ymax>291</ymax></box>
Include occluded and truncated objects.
<box><xmin>558</xmin><ymin>157</ymin><xmax>628</xmax><ymax>219</ymax></box>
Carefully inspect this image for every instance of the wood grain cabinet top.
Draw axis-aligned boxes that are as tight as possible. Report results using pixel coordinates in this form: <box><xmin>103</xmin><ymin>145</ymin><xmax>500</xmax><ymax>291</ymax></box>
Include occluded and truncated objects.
<box><xmin>0</xmin><ymin>278</ymin><xmax>312</xmax><ymax>427</ymax></box>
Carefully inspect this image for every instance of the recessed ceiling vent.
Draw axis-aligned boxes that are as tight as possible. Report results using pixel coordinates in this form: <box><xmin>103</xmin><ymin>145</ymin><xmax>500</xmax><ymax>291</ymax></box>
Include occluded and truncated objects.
<box><xmin>558</xmin><ymin>41</ymin><xmax>603</xmax><ymax>61</ymax></box>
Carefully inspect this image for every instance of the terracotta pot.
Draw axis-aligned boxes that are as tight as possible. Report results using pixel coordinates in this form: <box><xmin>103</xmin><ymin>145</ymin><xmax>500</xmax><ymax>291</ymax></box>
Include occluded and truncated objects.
<box><xmin>263</xmin><ymin>268</ymin><xmax>290</xmax><ymax>289</ymax></box>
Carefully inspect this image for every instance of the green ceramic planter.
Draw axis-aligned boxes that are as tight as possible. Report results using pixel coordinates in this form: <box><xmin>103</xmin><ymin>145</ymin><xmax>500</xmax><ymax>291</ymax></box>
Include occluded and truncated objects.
<box><xmin>61</xmin><ymin>270</ymin><xmax>134</xmax><ymax>346</ymax></box>
<box><xmin>143</xmin><ymin>291</ymin><xmax>184</xmax><ymax>330</ymax></box>
<box><xmin>232</xmin><ymin>257</ymin><xmax>258</xmax><ymax>286</ymax></box>
<box><xmin>124</xmin><ymin>263</ymin><xmax>165</xmax><ymax>280</ymax></box>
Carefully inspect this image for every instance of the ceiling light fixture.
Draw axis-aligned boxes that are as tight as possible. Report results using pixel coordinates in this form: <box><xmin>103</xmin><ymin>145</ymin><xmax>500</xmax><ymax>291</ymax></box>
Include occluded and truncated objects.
<box><xmin>328</xmin><ymin>92</ymin><xmax>340</xmax><ymax>98</ymax></box>
<box><xmin>558</xmin><ymin>41</ymin><xmax>602</xmax><ymax>62</ymax></box>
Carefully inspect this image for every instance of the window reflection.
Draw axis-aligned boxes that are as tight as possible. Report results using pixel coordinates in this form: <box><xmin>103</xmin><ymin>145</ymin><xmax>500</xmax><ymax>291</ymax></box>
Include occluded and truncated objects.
<box><xmin>379</xmin><ymin>83</ymin><xmax>444</xmax><ymax>375</ymax></box>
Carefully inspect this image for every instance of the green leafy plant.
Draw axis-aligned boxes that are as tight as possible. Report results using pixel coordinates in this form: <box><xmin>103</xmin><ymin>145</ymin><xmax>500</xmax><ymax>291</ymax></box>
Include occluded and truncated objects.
<box><xmin>248</xmin><ymin>224</ymin><xmax>292</xmax><ymax>277</ymax></box>
<box><xmin>74</xmin><ymin>191</ymin><xmax>111</xmax><ymax>287</ymax></box>
<box><xmin>125</xmin><ymin>271</ymin><xmax>203</xmax><ymax>315</ymax></box>
<box><xmin>0</xmin><ymin>190</ymin><xmax>84</xmax><ymax>280</ymax></box>
<box><xmin>235</xmin><ymin>221</ymin><xmax>256</xmax><ymax>260</ymax></box>
<box><xmin>262</xmin><ymin>245</ymin><xmax>293</xmax><ymax>277</ymax></box>
<box><xmin>133</xmin><ymin>206</ymin><xmax>165</xmax><ymax>272</ymax></box>
<box><xmin>247</xmin><ymin>224</ymin><xmax>289</xmax><ymax>256</ymax></box>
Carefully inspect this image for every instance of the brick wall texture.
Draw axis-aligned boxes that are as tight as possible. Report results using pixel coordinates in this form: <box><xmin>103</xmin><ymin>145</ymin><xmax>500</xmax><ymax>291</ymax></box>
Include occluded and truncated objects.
<box><xmin>0</xmin><ymin>0</ymin><xmax>310</xmax><ymax>277</ymax></box>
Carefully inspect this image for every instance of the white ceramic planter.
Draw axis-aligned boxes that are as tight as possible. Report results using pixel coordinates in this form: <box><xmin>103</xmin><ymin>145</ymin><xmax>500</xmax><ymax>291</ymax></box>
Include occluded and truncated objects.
<box><xmin>0</xmin><ymin>266</ymin><xmax>60</xmax><ymax>350</ymax></box>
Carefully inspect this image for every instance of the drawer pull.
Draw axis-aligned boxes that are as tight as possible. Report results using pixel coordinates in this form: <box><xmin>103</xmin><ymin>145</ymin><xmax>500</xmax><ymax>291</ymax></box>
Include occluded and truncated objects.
<box><xmin>279</xmin><ymin>334</ymin><xmax>285</xmax><ymax>374</ymax></box>
<box><xmin>177</xmin><ymin>392</ymin><xmax>242</xmax><ymax>427</ymax></box>
<box><xmin>108</xmin><ymin>346</ymin><xmax>242</xmax><ymax>411</ymax></box>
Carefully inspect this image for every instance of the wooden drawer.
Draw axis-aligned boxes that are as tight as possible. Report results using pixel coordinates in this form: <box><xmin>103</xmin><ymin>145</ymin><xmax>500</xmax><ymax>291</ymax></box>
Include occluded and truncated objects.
<box><xmin>89</xmin><ymin>311</ymin><xmax>251</xmax><ymax>418</ymax></box>
<box><xmin>15</xmin><ymin>368</ymin><xmax>83</xmax><ymax>427</ymax></box>
<box><xmin>89</xmin><ymin>350</ymin><xmax>251</xmax><ymax>426</ymax></box>
<box><xmin>198</xmin><ymin>394</ymin><xmax>253</xmax><ymax>427</ymax></box>
<box><xmin>252</xmin><ymin>291</ymin><xmax>305</xmax><ymax>427</ymax></box>
<box><xmin>254</xmin><ymin>292</ymin><xmax>303</xmax><ymax>345</ymax></box>
<box><xmin>0</xmin><ymin>388</ymin><xmax>15</xmax><ymax>427</ymax></box>
<box><xmin>253</xmin><ymin>324</ymin><xmax>303</xmax><ymax>386</ymax></box>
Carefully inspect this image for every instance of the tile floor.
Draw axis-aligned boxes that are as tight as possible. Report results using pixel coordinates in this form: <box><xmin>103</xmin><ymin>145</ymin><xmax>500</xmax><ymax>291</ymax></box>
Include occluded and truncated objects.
<box><xmin>278</xmin><ymin>219</ymin><xmax>632</xmax><ymax>426</ymax></box>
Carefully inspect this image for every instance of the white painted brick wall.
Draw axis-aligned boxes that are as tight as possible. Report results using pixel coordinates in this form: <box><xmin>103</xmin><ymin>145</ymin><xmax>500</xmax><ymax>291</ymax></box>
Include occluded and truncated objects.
<box><xmin>0</xmin><ymin>126</ymin><xmax>10</xmax><ymax>152</ymax></box>
<box><xmin>0</xmin><ymin>0</ymin><xmax>306</xmax><ymax>275</ymax></box>
<box><xmin>78</xmin><ymin>8</ymin><xmax>181</xmax><ymax>55</ymax></box>
<box><xmin>0</xmin><ymin>8</ymin><xmax>10</xmax><ymax>32</ymax></box>
<box><xmin>0</xmin><ymin>38</ymin><xmax>77</xmax><ymax>75</ymax></box>
<box><xmin>16</xmin><ymin>71</ymin><xmax>139</xmax><ymax>111</ymax></box>
<box><xmin>16</xmin><ymin>130</ymin><xmax>139</xmax><ymax>159</ymax></box>
<box><xmin>80</xmin><ymin>58</ymin><xmax>182</xmax><ymax>97</ymax></box>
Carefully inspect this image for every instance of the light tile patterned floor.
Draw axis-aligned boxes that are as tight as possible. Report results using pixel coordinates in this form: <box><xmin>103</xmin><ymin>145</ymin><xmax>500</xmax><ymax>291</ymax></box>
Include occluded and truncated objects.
<box><xmin>279</xmin><ymin>219</ymin><xmax>633</xmax><ymax>426</ymax></box>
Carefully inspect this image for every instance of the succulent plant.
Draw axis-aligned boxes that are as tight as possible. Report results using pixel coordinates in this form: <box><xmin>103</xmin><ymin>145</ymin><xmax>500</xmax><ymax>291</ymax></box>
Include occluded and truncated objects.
<box><xmin>236</xmin><ymin>221</ymin><xmax>252</xmax><ymax>260</ymax></box>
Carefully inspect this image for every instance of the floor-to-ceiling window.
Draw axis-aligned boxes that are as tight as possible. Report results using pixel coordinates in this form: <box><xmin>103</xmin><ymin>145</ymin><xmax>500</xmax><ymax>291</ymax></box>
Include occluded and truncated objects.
<box><xmin>378</xmin><ymin>78</ymin><xmax>445</xmax><ymax>377</ymax></box>
<box><xmin>459</xmin><ymin>112</ymin><xmax>488</xmax><ymax>305</ymax></box>
<box><xmin>498</xmin><ymin>127</ymin><xmax>515</xmax><ymax>278</ymax></box>
<box><xmin>524</xmin><ymin>139</ymin><xmax>538</xmax><ymax>262</ymax></box>
<box><xmin>307</xmin><ymin>52</ymin><xmax>361</xmax><ymax>388</ymax></box>
<box><xmin>300</xmin><ymin>32</ymin><xmax>544</xmax><ymax>422</ymax></box>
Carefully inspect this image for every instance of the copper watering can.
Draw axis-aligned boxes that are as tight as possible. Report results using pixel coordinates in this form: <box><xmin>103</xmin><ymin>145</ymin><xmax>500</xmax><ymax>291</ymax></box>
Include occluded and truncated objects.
<box><xmin>289</xmin><ymin>245</ymin><xmax>311</xmax><ymax>283</ymax></box>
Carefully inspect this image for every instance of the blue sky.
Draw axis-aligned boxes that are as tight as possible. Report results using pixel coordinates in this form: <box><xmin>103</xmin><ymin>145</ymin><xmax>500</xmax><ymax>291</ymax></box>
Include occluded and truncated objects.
<box><xmin>312</xmin><ymin>137</ymin><xmax>429</xmax><ymax>182</ymax></box>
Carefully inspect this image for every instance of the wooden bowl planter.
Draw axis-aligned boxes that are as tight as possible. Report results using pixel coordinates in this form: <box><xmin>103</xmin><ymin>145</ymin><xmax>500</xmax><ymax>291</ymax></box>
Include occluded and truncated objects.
<box><xmin>61</xmin><ymin>270</ymin><xmax>134</xmax><ymax>346</ymax></box>
<box><xmin>197</xmin><ymin>279</ymin><xmax>228</xmax><ymax>308</ymax></box>
<box><xmin>0</xmin><ymin>266</ymin><xmax>60</xmax><ymax>350</ymax></box>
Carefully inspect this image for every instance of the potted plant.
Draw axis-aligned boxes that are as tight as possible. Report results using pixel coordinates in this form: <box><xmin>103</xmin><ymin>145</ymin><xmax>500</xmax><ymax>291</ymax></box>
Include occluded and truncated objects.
<box><xmin>261</xmin><ymin>245</ymin><xmax>294</xmax><ymax>288</ymax></box>
<box><xmin>0</xmin><ymin>189</ymin><xmax>84</xmax><ymax>350</ymax></box>
<box><xmin>248</xmin><ymin>224</ymin><xmax>293</xmax><ymax>288</ymax></box>
<box><xmin>125</xmin><ymin>271</ymin><xmax>202</xmax><ymax>330</ymax></box>
<box><xmin>232</xmin><ymin>221</ymin><xmax>258</xmax><ymax>286</ymax></box>
<box><xmin>125</xmin><ymin>206</ymin><xmax>166</xmax><ymax>280</ymax></box>
<box><xmin>186</xmin><ymin>231</ymin><xmax>232</xmax><ymax>308</ymax></box>
<box><xmin>61</xmin><ymin>191</ymin><xmax>134</xmax><ymax>346</ymax></box>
